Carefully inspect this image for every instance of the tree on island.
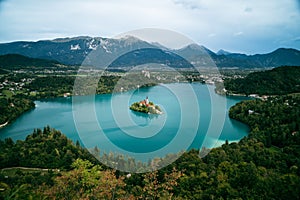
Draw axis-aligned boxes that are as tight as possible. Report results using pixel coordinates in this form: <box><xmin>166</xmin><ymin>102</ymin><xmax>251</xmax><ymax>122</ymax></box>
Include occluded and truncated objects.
<box><xmin>130</xmin><ymin>96</ymin><xmax>162</xmax><ymax>114</ymax></box>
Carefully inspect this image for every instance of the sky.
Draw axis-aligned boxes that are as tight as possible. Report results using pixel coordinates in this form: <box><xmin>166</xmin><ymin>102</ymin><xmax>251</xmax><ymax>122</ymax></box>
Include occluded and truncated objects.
<box><xmin>0</xmin><ymin>0</ymin><xmax>299</xmax><ymax>54</ymax></box>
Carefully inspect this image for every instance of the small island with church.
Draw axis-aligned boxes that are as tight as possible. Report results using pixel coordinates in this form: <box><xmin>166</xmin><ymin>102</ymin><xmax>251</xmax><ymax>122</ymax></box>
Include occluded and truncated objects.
<box><xmin>130</xmin><ymin>96</ymin><xmax>163</xmax><ymax>114</ymax></box>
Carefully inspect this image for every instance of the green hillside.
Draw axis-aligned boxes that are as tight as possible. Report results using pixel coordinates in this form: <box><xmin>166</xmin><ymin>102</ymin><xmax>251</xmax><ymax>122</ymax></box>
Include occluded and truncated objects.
<box><xmin>224</xmin><ymin>66</ymin><xmax>300</xmax><ymax>95</ymax></box>
<box><xmin>0</xmin><ymin>54</ymin><xmax>60</xmax><ymax>70</ymax></box>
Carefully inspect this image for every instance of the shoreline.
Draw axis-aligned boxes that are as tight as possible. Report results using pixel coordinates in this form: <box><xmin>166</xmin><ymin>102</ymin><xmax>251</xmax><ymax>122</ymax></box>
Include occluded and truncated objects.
<box><xmin>1</xmin><ymin>82</ymin><xmax>253</xmax><ymax>163</ymax></box>
<box><xmin>226</xmin><ymin>93</ymin><xmax>247</xmax><ymax>97</ymax></box>
<box><xmin>0</xmin><ymin>121</ymin><xmax>8</xmax><ymax>128</ymax></box>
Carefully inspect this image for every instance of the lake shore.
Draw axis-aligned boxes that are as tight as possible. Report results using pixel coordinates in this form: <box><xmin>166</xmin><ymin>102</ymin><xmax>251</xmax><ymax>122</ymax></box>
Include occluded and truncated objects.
<box><xmin>0</xmin><ymin>83</ymin><xmax>250</xmax><ymax>153</ymax></box>
<box><xmin>0</xmin><ymin>121</ymin><xmax>8</xmax><ymax>128</ymax></box>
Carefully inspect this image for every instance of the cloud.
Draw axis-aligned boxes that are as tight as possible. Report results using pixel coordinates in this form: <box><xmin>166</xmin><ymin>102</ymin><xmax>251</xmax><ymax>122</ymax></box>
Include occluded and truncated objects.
<box><xmin>0</xmin><ymin>0</ymin><xmax>299</xmax><ymax>54</ymax></box>
<box><xmin>244</xmin><ymin>7</ymin><xmax>252</xmax><ymax>13</ymax></box>
<box><xmin>172</xmin><ymin>0</ymin><xmax>203</xmax><ymax>10</ymax></box>
<box><xmin>233</xmin><ymin>32</ymin><xmax>243</xmax><ymax>36</ymax></box>
<box><xmin>294</xmin><ymin>36</ymin><xmax>300</xmax><ymax>42</ymax></box>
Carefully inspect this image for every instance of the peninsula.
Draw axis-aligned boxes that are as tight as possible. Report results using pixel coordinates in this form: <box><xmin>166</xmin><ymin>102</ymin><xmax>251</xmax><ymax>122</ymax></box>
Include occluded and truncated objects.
<box><xmin>130</xmin><ymin>97</ymin><xmax>162</xmax><ymax>114</ymax></box>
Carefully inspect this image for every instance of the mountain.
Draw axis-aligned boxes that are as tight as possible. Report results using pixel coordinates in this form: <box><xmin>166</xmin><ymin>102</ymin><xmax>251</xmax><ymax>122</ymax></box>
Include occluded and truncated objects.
<box><xmin>174</xmin><ymin>44</ymin><xmax>216</xmax><ymax>68</ymax></box>
<box><xmin>0</xmin><ymin>36</ymin><xmax>156</xmax><ymax>67</ymax></box>
<box><xmin>0</xmin><ymin>36</ymin><xmax>299</xmax><ymax>69</ymax></box>
<box><xmin>173</xmin><ymin>45</ymin><xmax>300</xmax><ymax>69</ymax></box>
<box><xmin>216</xmin><ymin>48</ymin><xmax>300</xmax><ymax>68</ymax></box>
<box><xmin>249</xmin><ymin>48</ymin><xmax>300</xmax><ymax>67</ymax></box>
<box><xmin>109</xmin><ymin>48</ymin><xmax>193</xmax><ymax>69</ymax></box>
<box><xmin>217</xmin><ymin>49</ymin><xmax>232</xmax><ymax>55</ymax></box>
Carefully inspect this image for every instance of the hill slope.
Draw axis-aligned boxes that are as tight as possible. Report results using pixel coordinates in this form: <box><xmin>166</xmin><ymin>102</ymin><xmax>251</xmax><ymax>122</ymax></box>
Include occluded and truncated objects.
<box><xmin>0</xmin><ymin>54</ymin><xmax>60</xmax><ymax>70</ymax></box>
<box><xmin>224</xmin><ymin>66</ymin><xmax>300</xmax><ymax>95</ymax></box>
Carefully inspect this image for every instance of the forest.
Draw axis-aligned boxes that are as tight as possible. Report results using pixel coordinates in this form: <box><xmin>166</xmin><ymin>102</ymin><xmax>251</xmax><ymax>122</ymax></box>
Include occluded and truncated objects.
<box><xmin>1</xmin><ymin>93</ymin><xmax>300</xmax><ymax>199</ymax></box>
<box><xmin>224</xmin><ymin>66</ymin><xmax>300</xmax><ymax>95</ymax></box>
<box><xmin>0</xmin><ymin>54</ymin><xmax>77</xmax><ymax>71</ymax></box>
<box><xmin>0</xmin><ymin>97</ymin><xmax>34</xmax><ymax>125</ymax></box>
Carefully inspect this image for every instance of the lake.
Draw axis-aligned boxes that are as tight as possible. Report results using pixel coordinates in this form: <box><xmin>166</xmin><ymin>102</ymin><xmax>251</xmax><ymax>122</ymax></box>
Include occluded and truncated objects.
<box><xmin>0</xmin><ymin>83</ymin><xmax>250</xmax><ymax>163</ymax></box>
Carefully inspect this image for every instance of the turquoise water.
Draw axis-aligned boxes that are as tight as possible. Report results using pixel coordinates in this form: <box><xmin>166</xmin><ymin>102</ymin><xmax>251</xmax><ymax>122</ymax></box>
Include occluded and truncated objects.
<box><xmin>0</xmin><ymin>83</ymin><xmax>249</xmax><ymax>160</ymax></box>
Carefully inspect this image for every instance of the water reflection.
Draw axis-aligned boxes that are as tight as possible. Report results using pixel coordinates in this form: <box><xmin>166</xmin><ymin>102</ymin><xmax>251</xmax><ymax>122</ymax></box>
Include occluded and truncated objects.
<box><xmin>130</xmin><ymin>110</ymin><xmax>160</xmax><ymax>120</ymax></box>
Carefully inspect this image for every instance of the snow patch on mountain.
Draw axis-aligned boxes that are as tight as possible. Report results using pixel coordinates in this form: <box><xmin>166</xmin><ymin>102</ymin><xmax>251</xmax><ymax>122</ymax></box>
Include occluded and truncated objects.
<box><xmin>88</xmin><ymin>39</ymin><xmax>98</xmax><ymax>50</ymax></box>
<box><xmin>70</xmin><ymin>44</ymin><xmax>81</xmax><ymax>50</ymax></box>
<box><xmin>102</xmin><ymin>45</ymin><xmax>112</xmax><ymax>53</ymax></box>
<box><xmin>100</xmin><ymin>39</ymin><xmax>112</xmax><ymax>53</ymax></box>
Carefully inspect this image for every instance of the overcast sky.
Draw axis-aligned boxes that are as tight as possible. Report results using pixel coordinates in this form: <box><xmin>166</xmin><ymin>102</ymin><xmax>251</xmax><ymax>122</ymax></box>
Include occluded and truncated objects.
<box><xmin>0</xmin><ymin>0</ymin><xmax>299</xmax><ymax>54</ymax></box>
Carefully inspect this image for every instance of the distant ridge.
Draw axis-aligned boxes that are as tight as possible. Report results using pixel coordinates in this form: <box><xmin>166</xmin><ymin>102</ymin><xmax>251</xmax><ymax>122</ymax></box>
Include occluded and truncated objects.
<box><xmin>0</xmin><ymin>36</ymin><xmax>299</xmax><ymax>69</ymax></box>
<box><xmin>217</xmin><ymin>49</ymin><xmax>232</xmax><ymax>55</ymax></box>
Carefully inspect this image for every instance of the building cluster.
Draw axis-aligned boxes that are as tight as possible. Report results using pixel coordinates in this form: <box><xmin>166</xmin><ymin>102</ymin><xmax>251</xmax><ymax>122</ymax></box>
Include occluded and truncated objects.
<box><xmin>0</xmin><ymin>78</ymin><xmax>33</xmax><ymax>95</ymax></box>
<box><xmin>139</xmin><ymin>96</ymin><xmax>150</xmax><ymax>107</ymax></box>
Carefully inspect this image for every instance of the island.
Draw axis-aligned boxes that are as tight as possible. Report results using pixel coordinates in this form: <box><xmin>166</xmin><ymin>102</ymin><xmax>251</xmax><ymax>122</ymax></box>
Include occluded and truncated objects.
<box><xmin>130</xmin><ymin>96</ymin><xmax>162</xmax><ymax>114</ymax></box>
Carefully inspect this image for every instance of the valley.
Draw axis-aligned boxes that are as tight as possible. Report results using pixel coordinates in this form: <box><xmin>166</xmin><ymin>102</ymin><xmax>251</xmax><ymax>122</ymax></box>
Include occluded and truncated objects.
<box><xmin>0</xmin><ymin>36</ymin><xmax>299</xmax><ymax>199</ymax></box>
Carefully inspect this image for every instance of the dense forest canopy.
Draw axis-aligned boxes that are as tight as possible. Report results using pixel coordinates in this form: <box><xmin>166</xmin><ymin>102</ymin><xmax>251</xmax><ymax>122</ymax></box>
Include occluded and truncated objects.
<box><xmin>0</xmin><ymin>98</ymin><xmax>34</xmax><ymax>124</ymax></box>
<box><xmin>0</xmin><ymin>54</ymin><xmax>60</xmax><ymax>70</ymax></box>
<box><xmin>224</xmin><ymin>66</ymin><xmax>300</xmax><ymax>95</ymax></box>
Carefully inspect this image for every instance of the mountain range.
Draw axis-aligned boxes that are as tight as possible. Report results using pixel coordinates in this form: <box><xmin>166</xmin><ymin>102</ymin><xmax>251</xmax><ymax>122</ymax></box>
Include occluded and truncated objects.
<box><xmin>0</xmin><ymin>36</ymin><xmax>299</xmax><ymax>69</ymax></box>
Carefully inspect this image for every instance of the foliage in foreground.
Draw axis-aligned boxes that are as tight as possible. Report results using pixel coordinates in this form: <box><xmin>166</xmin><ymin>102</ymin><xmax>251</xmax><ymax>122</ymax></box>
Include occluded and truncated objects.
<box><xmin>0</xmin><ymin>95</ymin><xmax>300</xmax><ymax>199</ymax></box>
<box><xmin>0</xmin><ymin>126</ymin><xmax>99</xmax><ymax>170</ymax></box>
